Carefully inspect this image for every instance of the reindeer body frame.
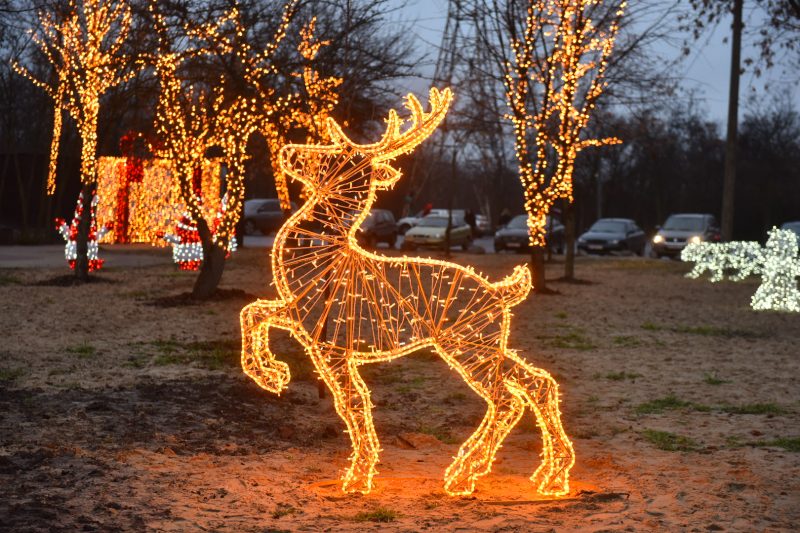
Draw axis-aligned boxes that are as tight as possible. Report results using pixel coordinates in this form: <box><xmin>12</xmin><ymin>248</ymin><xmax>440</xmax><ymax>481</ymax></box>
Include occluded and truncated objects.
<box><xmin>240</xmin><ymin>89</ymin><xmax>574</xmax><ymax>496</ymax></box>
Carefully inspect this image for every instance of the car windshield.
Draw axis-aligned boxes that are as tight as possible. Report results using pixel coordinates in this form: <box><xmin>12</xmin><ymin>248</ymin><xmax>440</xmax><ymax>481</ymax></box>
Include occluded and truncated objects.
<box><xmin>663</xmin><ymin>216</ymin><xmax>705</xmax><ymax>231</ymax></box>
<box><xmin>508</xmin><ymin>216</ymin><xmax>528</xmax><ymax>229</ymax></box>
<box><xmin>419</xmin><ymin>216</ymin><xmax>457</xmax><ymax>228</ymax></box>
<box><xmin>590</xmin><ymin>220</ymin><xmax>626</xmax><ymax>233</ymax></box>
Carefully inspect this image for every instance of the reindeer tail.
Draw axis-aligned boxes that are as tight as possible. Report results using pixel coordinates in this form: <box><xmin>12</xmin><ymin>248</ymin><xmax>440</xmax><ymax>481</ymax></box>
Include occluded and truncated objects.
<box><xmin>495</xmin><ymin>264</ymin><xmax>533</xmax><ymax>307</ymax></box>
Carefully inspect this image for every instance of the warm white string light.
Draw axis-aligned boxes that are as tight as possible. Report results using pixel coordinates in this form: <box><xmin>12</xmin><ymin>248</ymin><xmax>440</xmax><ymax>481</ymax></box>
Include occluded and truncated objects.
<box><xmin>95</xmin><ymin>156</ymin><xmax>224</xmax><ymax>245</ymax></box>
<box><xmin>503</xmin><ymin>0</ymin><xmax>625</xmax><ymax>247</ymax></box>
<box><xmin>150</xmin><ymin>1</ymin><xmax>323</xmax><ymax>260</ymax></box>
<box><xmin>240</xmin><ymin>88</ymin><xmax>574</xmax><ymax>497</ymax></box>
<box><xmin>13</xmin><ymin>0</ymin><xmax>133</xmax><ymax>195</ymax></box>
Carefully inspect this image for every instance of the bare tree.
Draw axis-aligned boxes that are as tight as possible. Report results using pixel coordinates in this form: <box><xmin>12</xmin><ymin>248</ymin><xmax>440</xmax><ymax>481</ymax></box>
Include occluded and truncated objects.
<box><xmin>680</xmin><ymin>0</ymin><xmax>800</xmax><ymax>240</ymax></box>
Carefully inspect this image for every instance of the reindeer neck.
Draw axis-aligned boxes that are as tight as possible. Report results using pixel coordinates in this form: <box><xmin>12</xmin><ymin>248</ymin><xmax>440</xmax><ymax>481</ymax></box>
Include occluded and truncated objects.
<box><xmin>272</xmin><ymin>181</ymin><xmax>379</xmax><ymax>302</ymax></box>
<box><xmin>280</xmin><ymin>179</ymin><xmax>375</xmax><ymax>237</ymax></box>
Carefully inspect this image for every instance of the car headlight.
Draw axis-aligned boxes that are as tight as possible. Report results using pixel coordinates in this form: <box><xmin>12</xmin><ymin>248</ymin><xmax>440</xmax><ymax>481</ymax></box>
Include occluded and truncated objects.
<box><xmin>689</xmin><ymin>235</ymin><xmax>703</xmax><ymax>244</ymax></box>
<box><xmin>609</xmin><ymin>239</ymin><xmax>619</xmax><ymax>245</ymax></box>
<box><xmin>653</xmin><ymin>235</ymin><xmax>664</xmax><ymax>244</ymax></box>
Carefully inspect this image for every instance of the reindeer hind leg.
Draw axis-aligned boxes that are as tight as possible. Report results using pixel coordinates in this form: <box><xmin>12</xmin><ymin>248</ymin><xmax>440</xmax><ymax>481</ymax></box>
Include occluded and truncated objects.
<box><xmin>444</xmin><ymin>381</ymin><xmax>527</xmax><ymax>495</ymax></box>
<box><xmin>434</xmin><ymin>340</ymin><xmax>527</xmax><ymax>496</ymax></box>
<box><xmin>505</xmin><ymin>358</ymin><xmax>575</xmax><ymax>496</ymax></box>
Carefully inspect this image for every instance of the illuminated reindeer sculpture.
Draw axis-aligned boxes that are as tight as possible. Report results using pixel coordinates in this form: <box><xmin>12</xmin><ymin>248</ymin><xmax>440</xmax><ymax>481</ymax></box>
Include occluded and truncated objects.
<box><xmin>240</xmin><ymin>88</ymin><xmax>574</xmax><ymax>496</ymax></box>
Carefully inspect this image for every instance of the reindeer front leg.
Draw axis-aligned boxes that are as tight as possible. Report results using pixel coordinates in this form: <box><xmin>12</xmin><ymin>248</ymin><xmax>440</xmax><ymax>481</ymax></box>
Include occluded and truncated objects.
<box><xmin>310</xmin><ymin>349</ymin><xmax>380</xmax><ymax>493</ymax></box>
<box><xmin>240</xmin><ymin>300</ymin><xmax>292</xmax><ymax>394</ymax></box>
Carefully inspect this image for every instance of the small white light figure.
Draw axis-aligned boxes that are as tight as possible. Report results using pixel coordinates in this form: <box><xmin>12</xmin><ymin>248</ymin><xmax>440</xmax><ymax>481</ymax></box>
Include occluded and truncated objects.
<box><xmin>681</xmin><ymin>227</ymin><xmax>800</xmax><ymax>312</ymax></box>
<box><xmin>55</xmin><ymin>190</ymin><xmax>110</xmax><ymax>271</ymax></box>
<box><xmin>162</xmin><ymin>213</ymin><xmax>204</xmax><ymax>271</ymax></box>
<box><xmin>682</xmin><ymin>241</ymin><xmax>763</xmax><ymax>282</ymax></box>
<box><xmin>751</xmin><ymin>228</ymin><xmax>800</xmax><ymax>312</ymax></box>
<box><xmin>162</xmin><ymin>195</ymin><xmax>237</xmax><ymax>271</ymax></box>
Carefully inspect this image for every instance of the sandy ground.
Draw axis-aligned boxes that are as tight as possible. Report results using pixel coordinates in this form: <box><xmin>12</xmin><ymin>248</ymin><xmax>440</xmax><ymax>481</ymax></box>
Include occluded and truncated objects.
<box><xmin>0</xmin><ymin>246</ymin><xmax>798</xmax><ymax>532</ymax></box>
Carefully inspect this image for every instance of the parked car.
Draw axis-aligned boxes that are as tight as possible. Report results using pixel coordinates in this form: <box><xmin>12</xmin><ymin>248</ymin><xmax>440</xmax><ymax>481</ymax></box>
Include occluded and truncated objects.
<box><xmin>402</xmin><ymin>215</ymin><xmax>472</xmax><ymax>250</ymax></box>
<box><xmin>494</xmin><ymin>214</ymin><xmax>565</xmax><ymax>253</ymax></box>
<box><xmin>398</xmin><ymin>208</ymin><xmax>444</xmax><ymax>234</ymax></box>
<box><xmin>356</xmin><ymin>209</ymin><xmax>398</xmax><ymax>248</ymax></box>
<box><xmin>577</xmin><ymin>218</ymin><xmax>646</xmax><ymax>255</ymax></box>
<box><xmin>243</xmin><ymin>199</ymin><xmax>297</xmax><ymax>235</ymax></box>
<box><xmin>398</xmin><ymin>209</ymin><xmax>490</xmax><ymax>236</ymax></box>
<box><xmin>780</xmin><ymin>221</ymin><xmax>800</xmax><ymax>240</ymax></box>
<box><xmin>652</xmin><ymin>213</ymin><xmax>720</xmax><ymax>258</ymax></box>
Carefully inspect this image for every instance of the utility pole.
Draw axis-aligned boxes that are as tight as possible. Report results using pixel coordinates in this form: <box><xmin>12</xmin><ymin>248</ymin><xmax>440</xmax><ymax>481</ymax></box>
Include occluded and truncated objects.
<box><xmin>413</xmin><ymin>0</ymin><xmax>462</xmax><ymax>207</ymax></box>
<box><xmin>721</xmin><ymin>0</ymin><xmax>743</xmax><ymax>241</ymax></box>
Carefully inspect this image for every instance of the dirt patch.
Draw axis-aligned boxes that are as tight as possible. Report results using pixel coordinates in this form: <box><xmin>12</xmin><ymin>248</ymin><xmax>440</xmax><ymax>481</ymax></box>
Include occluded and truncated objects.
<box><xmin>147</xmin><ymin>288</ymin><xmax>259</xmax><ymax>307</ymax></box>
<box><xmin>550</xmin><ymin>275</ymin><xmax>596</xmax><ymax>285</ymax></box>
<box><xmin>30</xmin><ymin>273</ymin><xmax>117</xmax><ymax>286</ymax></box>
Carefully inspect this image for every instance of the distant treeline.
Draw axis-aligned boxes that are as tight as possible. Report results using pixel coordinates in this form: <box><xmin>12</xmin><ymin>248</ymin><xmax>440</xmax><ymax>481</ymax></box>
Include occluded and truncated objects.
<box><xmin>571</xmin><ymin>98</ymin><xmax>800</xmax><ymax>240</ymax></box>
<box><xmin>2</xmin><ymin>98</ymin><xmax>798</xmax><ymax>243</ymax></box>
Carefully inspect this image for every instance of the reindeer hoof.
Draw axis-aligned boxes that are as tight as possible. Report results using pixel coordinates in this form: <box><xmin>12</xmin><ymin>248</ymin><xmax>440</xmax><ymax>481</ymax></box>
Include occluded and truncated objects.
<box><xmin>530</xmin><ymin>463</ymin><xmax>570</xmax><ymax>497</ymax></box>
<box><xmin>443</xmin><ymin>473</ymin><xmax>477</xmax><ymax>496</ymax></box>
<box><xmin>252</xmin><ymin>360</ymin><xmax>291</xmax><ymax>394</ymax></box>
<box><xmin>341</xmin><ymin>471</ymin><xmax>373</xmax><ymax>494</ymax></box>
<box><xmin>444</xmin><ymin>480</ymin><xmax>476</xmax><ymax>496</ymax></box>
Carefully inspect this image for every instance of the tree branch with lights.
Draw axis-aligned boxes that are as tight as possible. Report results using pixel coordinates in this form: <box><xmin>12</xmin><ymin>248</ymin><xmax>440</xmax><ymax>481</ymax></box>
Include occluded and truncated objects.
<box><xmin>149</xmin><ymin>5</ymin><xmax>243</xmax><ymax>298</ymax></box>
<box><xmin>221</xmin><ymin>3</ymin><xmax>342</xmax><ymax>212</ymax></box>
<box><xmin>476</xmin><ymin>0</ymin><xmax>625</xmax><ymax>291</ymax></box>
<box><xmin>13</xmin><ymin>0</ymin><xmax>133</xmax><ymax>280</ymax></box>
<box><xmin>150</xmin><ymin>1</ymin><xmax>335</xmax><ymax>299</ymax></box>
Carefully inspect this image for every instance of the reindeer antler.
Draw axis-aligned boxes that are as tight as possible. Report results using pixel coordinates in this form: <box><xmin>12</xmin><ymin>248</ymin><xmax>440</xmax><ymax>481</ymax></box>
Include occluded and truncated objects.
<box><xmin>326</xmin><ymin>88</ymin><xmax>453</xmax><ymax>160</ymax></box>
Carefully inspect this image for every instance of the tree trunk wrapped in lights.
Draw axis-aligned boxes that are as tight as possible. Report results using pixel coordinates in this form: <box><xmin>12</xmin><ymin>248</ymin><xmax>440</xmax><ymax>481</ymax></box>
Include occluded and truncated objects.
<box><xmin>150</xmin><ymin>7</ymin><xmax>232</xmax><ymax>299</ymax></box>
<box><xmin>500</xmin><ymin>0</ymin><xmax>625</xmax><ymax>290</ymax></box>
<box><xmin>151</xmin><ymin>2</ymin><xmax>309</xmax><ymax>299</ymax></box>
<box><xmin>151</xmin><ymin>1</ymin><xmax>341</xmax><ymax>298</ymax></box>
<box><xmin>221</xmin><ymin>4</ymin><xmax>342</xmax><ymax>212</ymax></box>
<box><xmin>13</xmin><ymin>0</ymin><xmax>133</xmax><ymax>280</ymax></box>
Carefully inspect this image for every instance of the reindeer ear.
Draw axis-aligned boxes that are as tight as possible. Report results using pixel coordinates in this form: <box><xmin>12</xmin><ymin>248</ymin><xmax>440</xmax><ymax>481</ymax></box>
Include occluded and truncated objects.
<box><xmin>326</xmin><ymin>117</ymin><xmax>353</xmax><ymax>146</ymax></box>
<box><xmin>278</xmin><ymin>144</ymin><xmax>310</xmax><ymax>186</ymax></box>
<box><xmin>373</xmin><ymin>162</ymin><xmax>401</xmax><ymax>189</ymax></box>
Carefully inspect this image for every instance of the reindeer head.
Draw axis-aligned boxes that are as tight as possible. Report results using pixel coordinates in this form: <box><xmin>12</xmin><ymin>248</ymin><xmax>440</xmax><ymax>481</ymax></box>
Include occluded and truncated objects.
<box><xmin>279</xmin><ymin>88</ymin><xmax>452</xmax><ymax>198</ymax></box>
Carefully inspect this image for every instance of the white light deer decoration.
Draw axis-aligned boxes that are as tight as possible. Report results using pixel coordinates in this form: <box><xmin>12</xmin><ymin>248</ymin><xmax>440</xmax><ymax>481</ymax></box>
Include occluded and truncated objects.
<box><xmin>682</xmin><ymin>227</ymin><xmax>800</xmax><ymax>312</ymax></box>
<box><xmin>240</xmin><ymin>88</ymin><xmax>575</xmax><ymax>496</ymax></box>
